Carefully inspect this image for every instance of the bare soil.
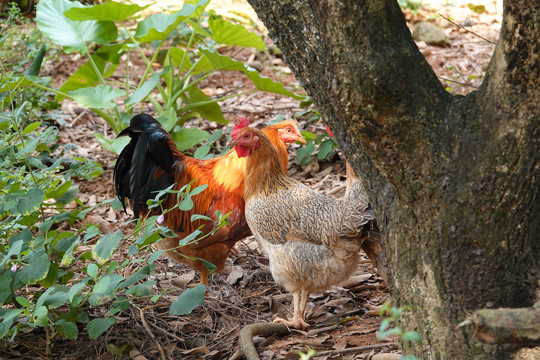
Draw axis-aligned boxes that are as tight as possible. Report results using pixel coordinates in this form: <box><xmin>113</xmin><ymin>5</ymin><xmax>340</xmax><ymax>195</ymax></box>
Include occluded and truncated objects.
<box><xmin>3</xmin><ymin>1</ymin><xmax>502</xmax><ymax>359</ymax></box>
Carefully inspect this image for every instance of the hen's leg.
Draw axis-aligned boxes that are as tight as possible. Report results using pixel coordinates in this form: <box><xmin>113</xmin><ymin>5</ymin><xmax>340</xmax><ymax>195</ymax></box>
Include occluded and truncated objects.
<box><xmin>274</xmin><ymin>290</ymin><xmax>309</xmax><ymax>330</ymax></box>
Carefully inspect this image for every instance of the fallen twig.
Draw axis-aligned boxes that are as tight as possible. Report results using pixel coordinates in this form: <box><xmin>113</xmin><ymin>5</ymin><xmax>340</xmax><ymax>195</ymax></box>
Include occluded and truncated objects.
<box><xmin>438</xmin><ymin>13</ymin><xmax>496</xmax><ymax>44</ymax></box>
<box><xmin>239</xmin><ymin>322</ymin><xmax>290</xmax><ymax>360</ymax></box>
<box><xmin>140</xmin><ymin>306</ymin><xmax>168</xmax><ymax>360</ymax></box>
<box><xmin>314</xmin><ymin>342</ymin><xmax>399</xmax><ymax>358</ymax></box>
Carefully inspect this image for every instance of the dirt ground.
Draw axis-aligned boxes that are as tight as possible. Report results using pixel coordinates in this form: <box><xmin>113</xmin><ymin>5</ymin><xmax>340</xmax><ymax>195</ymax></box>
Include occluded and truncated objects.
<box><xmin>4</xmin><ymin>1</ymin><xmax>503</xmax><ymax>359</ymax></box>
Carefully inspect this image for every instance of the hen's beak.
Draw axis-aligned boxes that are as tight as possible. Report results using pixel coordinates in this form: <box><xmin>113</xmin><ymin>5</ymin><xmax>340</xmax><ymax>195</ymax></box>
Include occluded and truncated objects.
<box><xmin>296</xmin><ymin>135</ymin><xmax>306</xmax><ymax>145</ymax></box>
<box><xmin>227</xmin><ymin>138</ymin><xmax>237</xmax><ymax>147</ymax></box>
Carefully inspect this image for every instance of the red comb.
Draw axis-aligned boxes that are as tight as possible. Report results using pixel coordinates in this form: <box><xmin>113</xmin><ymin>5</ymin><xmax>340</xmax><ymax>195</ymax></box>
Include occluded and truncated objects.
<box><xmin>231</xmin><ymin>117</ymin><xmax>250</xmax><ymax>139</ymax></box>
<box><xmin>326</xmin><ymin>125</ymin><xmax>334</xmax><ymax>137</ymax></box>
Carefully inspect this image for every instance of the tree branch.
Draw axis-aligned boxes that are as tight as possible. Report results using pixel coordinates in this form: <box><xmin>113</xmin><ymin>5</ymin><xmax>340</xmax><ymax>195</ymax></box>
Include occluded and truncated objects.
<box><xmin>461</xmin><ymin>305</ymin><xmax>540</xmax><ymax>346</ymax></box>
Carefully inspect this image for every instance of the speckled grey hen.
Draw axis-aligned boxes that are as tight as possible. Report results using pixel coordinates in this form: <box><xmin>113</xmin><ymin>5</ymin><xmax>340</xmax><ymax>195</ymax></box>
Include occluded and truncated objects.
<box><xmin>229</xmin><ymin>122</ymin><xmax>376</xmax><ymax>330</ymax></box>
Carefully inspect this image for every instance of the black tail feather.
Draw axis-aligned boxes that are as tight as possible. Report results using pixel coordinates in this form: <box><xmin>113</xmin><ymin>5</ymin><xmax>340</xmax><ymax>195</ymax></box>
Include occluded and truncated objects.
<box><xmin>113</xmin><ymin>114</ymin><xmax>179</xmax><ymax>218</ymax></box>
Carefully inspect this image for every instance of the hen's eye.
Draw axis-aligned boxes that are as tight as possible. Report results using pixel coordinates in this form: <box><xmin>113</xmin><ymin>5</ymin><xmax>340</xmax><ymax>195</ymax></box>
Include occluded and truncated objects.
<box><xmin>244</xmin><ymin>134</ymin><xmax>249</xmax><ymax>139</ymax></box>
<box><xmin>286</xmin><ymin>128</ymin><xmax>292</xmax><ymax>133</ymax></box>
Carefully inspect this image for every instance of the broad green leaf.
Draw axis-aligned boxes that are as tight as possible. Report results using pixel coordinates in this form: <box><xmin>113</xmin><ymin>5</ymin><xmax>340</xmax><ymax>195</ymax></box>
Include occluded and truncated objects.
<box><xmin>68</xmin><ymin>282</ymin><xmax>86</xmax><ymax>302</ymax></box>
<box><xmin>15</xmin><ymin>296</ymin><xmax>32</xmax><ymax>307</ymax></box>
<box><xmin>179</xmin><ymin>196</ymin><xmax>193</xmax><ymax>211</ymax></box>
<box><xmin>40</xmin><ymin>263</ymin><xmax>59</xmax><ymax>288</ymax></box>
<box><xmin>22</xmin><ymin>122</ymin><xmax>42</xmax><ymax>135</ymax></box>
<box><xmin>17</xmin><ymin>249</ymin><xmax>51</xmax><ymax>285</ymax></box>
<box><xmin>317</xmin><ymin>140</ymin><xmax>335</xmax><ymax>159</ymax></box>
<box><xmin>0</xmin><ymin>271</ymin><xmax>15</xmax><ymax>305</ymax></box>
<box><xmin>171</xmin><ymin>127</ymin><xmax>210</xmax><ymax>152</ymax></box>
<box><xmin>0</xmin><ymin>309</ymin><xmax>24</xmax><ymax>338</ymax></box>
<box><xmin>199</xmin><ymin>47</ymin><xmax>305</xmax><ymax>100</ymax></box>
<box><xmin>93</xmin><ymin>274</ymin><xmax>124</xmax><ymax>296</ymax></box>
<box><xmin>34</xmin><ymin>306</ymin><xmax>48</xmax><ymax>317</ymax></box>
<box><xmin>201</xmin><ymin>259</ymin><xmax>217</xmax><ymax>273</ymax></box>
<box><xmin>0</xmin><ymin>76</ymin><xmax>38</xmax><ymax>93</ymax></box>
<box><xmin>193</xmin><ymin>144</ymin><xmax>210</xmax><ymax>159</ymax></box>
<box><xmin>94</xmin><ymin>134</ymin><xmax>130</xmax><ymax>155</ymax></box>
<box><xmin>16</xmin><ymin>188</ymin><xmax>44</xmax><ymax>216</ymax></box>
<box><xmin>166</xmin><ymin>47</ymin><xmax>194</xmax><ymax>72</ymax></box>
<box><xmin>36</xmin><ymin>0</ymin><xmax>117</xmax><ymax>53</ymax></box>
<box><xmin>87</xmin><ymin>317</ymin><xmax>115</xmax><ymax>340</ymax></box>
<box><xmin>125</xmin><ymin>72</ymin><xmax>162</xmax><ymax>105</ymax></box>
<box><xmin>46</xmin><ymin>180</ymin><xmax>72</xmax><ymax>199</ymax></box>
<box><xmin>148</xmin><ymin>250</ymin><xmax>164</xmax><ymax>264</ymax></box>
<box><xmin>69</xmin><ymin>85</ymin><xmax>124</xmax><ymax>108</ymax></box>
<box><xmin>403</xmin><ymin>331</ymin><xmax>422</xmax><ymax>344</ymax></box>
<box><xmin>64</xmin><ymin>2</ymin><xmax>151</xmax><ymax>22</ymax></box>
<box><xmin>190</xmin><ymin>184</ymin><xmax>208</xmax><ymax>196</ymax></box>
<box><xmin>209</xmin><ymin>16</ymin><xmax>265</xmax><ymax>50</ymax></box>
<box><xmin>178</xmin><ymin>230</ymin><xmax>202</xmax><ymax>247</ymax></box>
<box><xmin>92</xmin><ymin>230</ymin><xmax>122</xmax><ymax>263</ymax></box>
<box><xmin>184</xmin><ymin>86</ymin><xmax>226</xmax><ymax>124</ymax></box>
<box><xmin>56</xmin><ymin>320</ymin><xmax>79</xmax><ymax>339</ymax></box>
<box><xmin>135</xmin><ymin>0</ymin><xmax>210</xmax><ymax>43</ymax></box>
<box><xmin>119</xmin><ymin>265</ymin><xmax>155</xmax><ymax>289</ymax></box>
<box><xmin>58</xmin><ymin>45</ymin><xmax>122</xmax><ymax>98</ymax></box>
<box><xmin>0</xmin><ymin>240</ymin><xmax>23</xmax><ymax>267</ymax></box>
<box><xmin>87</xmin><ymin>263</ymin><xmax>98</xmax><ymax>278</ymax></box>
<box><xmin>169</xmin><ymin>284</ymin><xmax>206</xmax><ymax>315</ymax></box>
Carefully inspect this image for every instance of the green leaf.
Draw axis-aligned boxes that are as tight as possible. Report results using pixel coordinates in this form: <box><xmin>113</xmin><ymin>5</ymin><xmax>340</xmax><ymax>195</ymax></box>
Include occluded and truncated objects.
<box><xmin>36</xmin><ymin>0</ymin><xmax>117</xmax><ymax>53</ymax></box>
<box><xmin>58</xmin><ymin>46</ymin><xmax>121</xmax><ymax>98</ymax></box>
<box><xmin>169</xmin><ymin>284</ymin><xmax>206</xmax><ymax>315</ymax></box>
<box><xmin>178</xmin><ymin>230</ymin><xmax>202</xmax><ymax>247</ymax></box>
<box><xmin>93</xmin><ymin>274</ymin><xmax>124</xmax><ymax>296</ymax></box>
<box><xmin>171</xmin><ymin>127</ymin><xmax>210</xmax><ymax>152</ymax></box>
<box><xmin>179</xmin><ymin>196</ymin><xmax>194</xmax><ymax>211</ymax></box>
<box><xmin>0</xmin><ymin>309</ymin><xmax>24</xmax><ymax>338</ymax></box>
<box><xmin>22</xmin><ymin>122</ymin><xmax>42</xmax><ymax>135</ymax></box>
<box><xmin>46</xmin><ymin>180</ymin><xmax>72</xmax><ymax>199</ymax></box>
<box><xmin>28</xmin><ymin>45</ymin><xmax>47</xmax><ymax>76</ymax></box>
<box><xmin>16</xmin><ymin>188</ymin><xmax>44</xmax><ymax>216</ymax></box>
<box><xmin>64</xmin><ymin>2</ymin><xmax>151</xmax><ymax>22</ymax></box>
<box><xmin>184</xmin><ymin>86</ymin><xmax>226</xmax><ymax>124</ymax></box>
<box><xmin>402</xmin><ymin>331</ymin><xmax>422</xmax><ymax>344</ymax></box>
<box><xmin>34</xmin><ymin>306</ymin><xmax>48</xmax><ymax>317</ymax></box>
<box><xmin>193</xmin><ymin>144</ymin><xmax>210</xmax><ymax>159</ymax></box>
<box><xmin>135</xmin><ymin>0</ymin><xmax>210</xmax><ymax>43</ymax></box>
<box><xmin>92</xmin><ymin>230</ymin><xmax>122</xmax><ymax>263</ymax></box>
<box><xmin>199</xmin><ymin>47</ymin><xmax>304</xmax><ymax>100</ymax></box>
<box><xmin>15</xmin><ymin>296</ymin><xmax>32</xmax><ymax>307</ymax></box>
<box><xmin>17</xmin><ymin>249</ymin><xmax>51</xmax><ymax>285</ymax></box>
<box><xmin>125</xmin><ymin>72</ymin><xmax>162</xmax><ymax>105</ymax></box>
<box><xmin>317</xmin><ymin>140</ymin><xmax>335</xmax><ymax>160</ymax></box>
<box><xmin>87</xmin><ymin>263</ymin><xmax>98</xmax><ymax>278</ymax></box>
<box><xmin>69</xmin><ymin>85</ymin><xmax>124</xmax><ymax>108</ymax></box>
<box><xmin>120</xmin><ymin>265</ymin><xmax>155</xmax><ymax>289</ymax></box>
<box><xmin>87</xmin><ymin>317</ymin><xmax>115</xmax><ymax>340</ymax></box>
<box><xmin>209</xmin><ymin>16</ymin><xmax>265</xmax><ymax>50</ymax></box>
<box><xmin>68</xmin><ymin>282</ymin><xmax>86</xmax><ymax>302</ymax></box>
<box><xmin>56</xmin><ymin>320</ymin><xmax>79</xmax><ymax>339</ymax></box>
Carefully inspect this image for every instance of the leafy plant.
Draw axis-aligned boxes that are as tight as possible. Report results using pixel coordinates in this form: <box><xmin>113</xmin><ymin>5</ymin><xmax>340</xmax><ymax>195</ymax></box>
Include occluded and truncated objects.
<box><xmin>0</xmin><ymin>7</ymin><xmax>228</xmax><ymax>350</ymax></box>
<box><xmin>33</xmin><ymin>0</ymin><xmax>305</xmax><ymax>153</ymax></box>
<box><xmin>378</xmin><ymin>301</ymin><xmax>422</xmax><ymax>360</ymax></box>
<box><xmin>293</xmin><ymin>101</ymin><xmax>337</xmax><ymax>166</ymax></box>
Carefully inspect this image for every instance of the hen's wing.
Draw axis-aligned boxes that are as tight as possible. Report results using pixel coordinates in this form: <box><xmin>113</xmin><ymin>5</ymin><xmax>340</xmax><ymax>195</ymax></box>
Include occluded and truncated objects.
<box><xmin>246</xmin><ymin>178</ymin><xmax>375</xmax><ymax>251</ymax></box>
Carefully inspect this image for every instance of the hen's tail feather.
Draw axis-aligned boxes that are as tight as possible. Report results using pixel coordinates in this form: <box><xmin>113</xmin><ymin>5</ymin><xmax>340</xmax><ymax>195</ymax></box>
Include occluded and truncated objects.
<box><xmin>113</xmin><ymin>114</ymin><xmax>181</xmax><ymax>219</ymax></box>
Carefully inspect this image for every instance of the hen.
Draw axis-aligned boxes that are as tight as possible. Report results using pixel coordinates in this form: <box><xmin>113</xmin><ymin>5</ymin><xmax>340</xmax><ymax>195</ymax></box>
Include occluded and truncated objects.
<box><xmin>229</xmin><ymin>123</ymin><xmax>375</xmax><ymax>329</ymax></box>
<box><xmin>114</xmin><ymin>114</ymin><xmax>305</xmax><ymax>285</ymax></box>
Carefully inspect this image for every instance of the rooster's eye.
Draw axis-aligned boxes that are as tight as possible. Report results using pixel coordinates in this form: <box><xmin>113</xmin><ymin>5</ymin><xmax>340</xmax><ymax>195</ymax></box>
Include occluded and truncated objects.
<box><xmin>286</xmin><ymin>128</ymin><xmax>292</xmax><ymax>133</ymax></box>
<box><xmin>244</xmin><ymin>134</ymin><xmax>249</xmax><ymax>139</ymax></box>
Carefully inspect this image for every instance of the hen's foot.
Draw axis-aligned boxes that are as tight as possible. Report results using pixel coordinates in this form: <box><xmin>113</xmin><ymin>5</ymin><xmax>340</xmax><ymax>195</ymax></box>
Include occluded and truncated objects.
<box><xmin>273</xmin><ymin>316</ymin><xmax>309</xmax><ymax>330</ymax></box>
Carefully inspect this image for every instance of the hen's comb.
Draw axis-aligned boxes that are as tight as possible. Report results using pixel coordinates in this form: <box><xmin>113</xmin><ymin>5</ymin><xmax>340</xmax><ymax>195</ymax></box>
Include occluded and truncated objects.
<box><xmin>325</xmin><ymin>125</ymin><xmax>334</xmax><ymax>137</ymax></box>
<box><xmin>231</xmin><ymin>117</ymin><xmax>250</xmax><ymax>139</ymax></box>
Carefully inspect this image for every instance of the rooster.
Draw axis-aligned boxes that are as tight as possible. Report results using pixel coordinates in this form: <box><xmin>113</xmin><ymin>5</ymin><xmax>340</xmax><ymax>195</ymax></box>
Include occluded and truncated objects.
<box><xmin>114</xmin><ymin>114</ymin><xmax>305</xmax><ymax>285</ymax></box>
<box><xmin>229</xmin><ymin>122</ymin><xmax>375</xmax><ymax>329</ymax></box>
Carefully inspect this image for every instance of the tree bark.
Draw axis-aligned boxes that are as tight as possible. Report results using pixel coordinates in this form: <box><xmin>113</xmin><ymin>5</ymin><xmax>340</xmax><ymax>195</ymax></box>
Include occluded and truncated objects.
<box><xmin>247</xmin><ymin>0</ymin><xmax>540</xmax><ymax>359</ymax></box>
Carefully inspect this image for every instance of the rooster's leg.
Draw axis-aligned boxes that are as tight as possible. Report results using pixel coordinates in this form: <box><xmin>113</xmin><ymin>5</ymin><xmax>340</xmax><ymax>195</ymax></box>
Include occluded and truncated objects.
<box><xmin>274</xmin><ymin>290</ymin><xmax>310</xmax><ymax>330</ymax></box>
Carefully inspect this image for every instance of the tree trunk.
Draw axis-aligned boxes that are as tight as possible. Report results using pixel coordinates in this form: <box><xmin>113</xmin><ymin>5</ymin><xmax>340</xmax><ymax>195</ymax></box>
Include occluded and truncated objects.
<box><xmin>247</xmin><ymin>0</ymin><xmax>540</xmax><ymax>359</ymax></box>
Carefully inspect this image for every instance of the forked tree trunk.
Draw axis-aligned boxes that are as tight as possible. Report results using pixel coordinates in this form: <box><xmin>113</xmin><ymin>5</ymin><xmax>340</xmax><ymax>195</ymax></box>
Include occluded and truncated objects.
<box><xmin>247</xmin><ymin>0</ymin><xmax>540</xmax><ymax>358</ymax></box>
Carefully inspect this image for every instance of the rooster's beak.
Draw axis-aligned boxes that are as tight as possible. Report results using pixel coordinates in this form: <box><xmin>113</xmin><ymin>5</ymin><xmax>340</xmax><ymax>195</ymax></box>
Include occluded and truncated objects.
<box><xmin>227</xmin><ymin>138</ymin><xmax>237</xmax><ymax>147</ymax></box>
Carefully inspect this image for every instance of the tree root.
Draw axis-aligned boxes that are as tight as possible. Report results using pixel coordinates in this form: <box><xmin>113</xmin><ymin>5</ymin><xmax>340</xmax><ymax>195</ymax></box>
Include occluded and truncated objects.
<box><xmin>462</xmin><ymin>304</ymin><xmax>540</xmax><ymax>346</ymax></box>
<box><xmin>239</xmin><ymin>322</ymin><xmax>290</xmax><ymax>360</ymax></box>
